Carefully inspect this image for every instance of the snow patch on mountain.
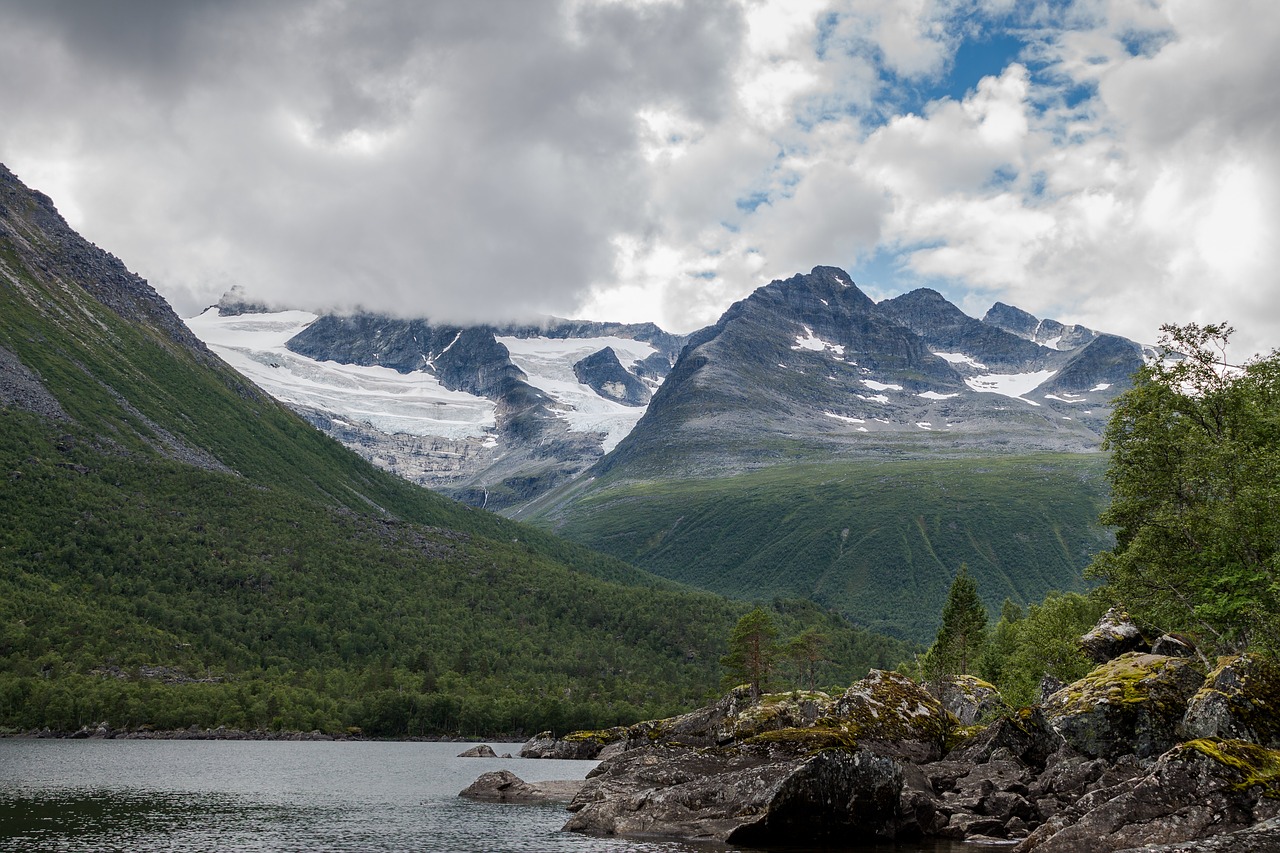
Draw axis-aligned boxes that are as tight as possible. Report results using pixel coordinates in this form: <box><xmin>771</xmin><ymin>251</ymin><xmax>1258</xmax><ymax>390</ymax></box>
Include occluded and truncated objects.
<box><xmin>186</xmin><ymin>309</ymin><xmax>498</xmax><ymax>439</ymax></box>
<box><xmin>933</xmin><ymin>352</ymin><xmax>988</xmax><ymax>370</ymax></box>
<box><xmin>965</xmin><ymin>370</ymin><xmax>1057</xmax><ymax>406</ymax></box>
<box><xmin>496</xmin><ymin>335</ymin><xmax>656</xmax><ymax>452</ymax></box>
<box><xmin>918</xmin><ymin>391</ymin><xmax>959</xmax><ymax>400</ymax></box>
<box><xmin>792</xmin><ymin>326</ymin><xmax>846</xmax><ymax>357</ymax></box>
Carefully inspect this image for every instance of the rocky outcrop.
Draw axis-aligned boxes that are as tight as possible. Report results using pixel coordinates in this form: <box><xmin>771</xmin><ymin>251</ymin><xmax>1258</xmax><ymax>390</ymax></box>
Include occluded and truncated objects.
<box><xmin>530</xmin><ymin>648</ymin><xmax>1280</xmax><ymax>850</ymax></box>
<box><xmin>1044</xmin><ymin>652</ymin><xmax>1205</xmax><ymax>759</ymax></box>
<box><xmin>457</xmin><ymin>744</ymin><xmax>498</xmax><ymax>758</ymax></box>
<box><xmin>458</xmin><ymin>770</ymin><xmax>585</xmax><ymax>804</ymax></box>
<box><xmin>1017</xmin><ymin>739</ymin><xmax>1280</xmax><ymax>852</ymax></box>
<box><xmin>564</xmin><ymin>742</ymin><xmax>902</xmax><ymax>846</ymax></box>
<box><xmin>1079</xmin><ymin>607</ymin><xmax>1149</xmax><ymax>663</ymax></box>
<box><xmin>572</xmin><ymin>347</ymin><xmax>650</xmax><ymax>406</ymax></box>
<box><xmin>1182</xmin><ymin>654</ymin><xmax>1280</xmax><ymax>748</ymax></box>
<box><xmin>519</xmin><ymin>730</ymin><xmax>614</xmax><ymax>760</ymax></box>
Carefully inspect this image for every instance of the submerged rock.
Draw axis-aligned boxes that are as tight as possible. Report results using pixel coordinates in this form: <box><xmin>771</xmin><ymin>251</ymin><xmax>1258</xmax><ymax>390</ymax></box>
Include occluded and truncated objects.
<box><xmin>458</xmin><ymin>770</ymin><xmax>584</xmax><ymax>804</ymax></box>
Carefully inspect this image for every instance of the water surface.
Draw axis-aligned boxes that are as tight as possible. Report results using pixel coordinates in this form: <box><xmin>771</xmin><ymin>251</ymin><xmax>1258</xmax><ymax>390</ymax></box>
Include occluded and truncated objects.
<box><xmin>0</xmin><ymin>739</ymin><xmax>974</xmax><ymax>852</ymax></box>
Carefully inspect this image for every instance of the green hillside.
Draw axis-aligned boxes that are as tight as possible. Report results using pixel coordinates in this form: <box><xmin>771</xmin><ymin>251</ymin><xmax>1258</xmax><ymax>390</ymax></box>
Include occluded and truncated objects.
<box><xmin>533</xmin><ymin>455</ymin><xmax>1113</xmax><ymax>641</ymax></box>
<box><xmin>0</xmin><ymin>165</ymin><xmax>912</xmax><ymax>735</ymax></box>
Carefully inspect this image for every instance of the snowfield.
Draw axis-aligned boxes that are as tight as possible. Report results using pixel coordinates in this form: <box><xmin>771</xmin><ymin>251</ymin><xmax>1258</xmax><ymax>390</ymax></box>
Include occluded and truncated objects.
<box><xmin>496</xmin><ymin>335</ymin><xmax>657</xmax><ymax>452</ymax></box>
<box><xmin>964</xmin><ymin>370</ymin><xmax>1057</xmax><ymax>406</ymax></box>
<box><xmin>186</xmin><ymin>309</ymin><xmax>497</xmax><ymax>439</ymax></box>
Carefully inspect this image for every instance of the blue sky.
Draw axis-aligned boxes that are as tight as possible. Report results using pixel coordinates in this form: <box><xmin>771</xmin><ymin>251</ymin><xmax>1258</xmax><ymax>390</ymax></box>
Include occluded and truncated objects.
<box><xmin>0</xmin><ymin>0</ymin><xmax>1276</xmax><ymax>357</ymax></box>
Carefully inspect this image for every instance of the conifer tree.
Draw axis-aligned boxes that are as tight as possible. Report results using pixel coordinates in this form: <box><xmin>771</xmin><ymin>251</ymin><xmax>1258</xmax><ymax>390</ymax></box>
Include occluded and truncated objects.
<box><xmin>922</xmin><ymin>564</ymin><xmax>988</xmax><ymax>685</ymax></box>
<box><xmin>721</xmin><ymin>607</ymin><xmax>779</xmax><ymax>698</ymax></box>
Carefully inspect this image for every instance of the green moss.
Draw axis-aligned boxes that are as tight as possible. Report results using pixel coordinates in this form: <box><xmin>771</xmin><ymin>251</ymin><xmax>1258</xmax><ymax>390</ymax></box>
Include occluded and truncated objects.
<box><xmin>1053</xmin><ymin>653</ymin><xmax>1202</xmax><ymax>712</ymax></box>
<box><xmin>562</xmin><ymin>726</ymin><xmax>627</xmax><ymax>744</ymax></box>
<box><xmin>1180</xmin><ymin>738</ymin><xmax>1280</xmax><ymax>797</ymax></box>
<box><xmin>745</xmin><ymin>725</ymin><xmax>859</xmax><ymax>752</ymax></box>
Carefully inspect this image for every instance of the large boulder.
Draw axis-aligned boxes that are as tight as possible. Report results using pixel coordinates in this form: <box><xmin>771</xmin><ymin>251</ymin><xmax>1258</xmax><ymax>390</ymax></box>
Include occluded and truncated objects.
<box><xmin>457</xmin><ymin>744</ymin><xmax>497</xmax><ymax>758</ymax></box>
<box><xmin>1044</xmin><ymin>653</ymin><xmax>1204</xmax><ymax>759</ymax></box>
<box><xmin>831</xmin><ymin>669</ymin><xmax>954</xmax><ymax>762</ymax></box>
<box><xmin>1182</xmin><ymin>653</ymin><xmax>1280</xmax><ymax>749</ymax></box>
<box><xmin>564</xmin><ymin>742</ymin><xmax>902</xmax><ymax>845</ymax></box>
<box><xmin>1015</xmin><ymin>739</ymin><xmax>1280</xmax><ymax>852</ymax></box>
<box><xmin>937</xmin><ymin>674</ymin><xmax>1008</xmax><ymax>726</ymax></box>
<box><xmin>1079</xmin><ymin>607</ymin><xmax>1149</xmax><ymax>664</ymax></box>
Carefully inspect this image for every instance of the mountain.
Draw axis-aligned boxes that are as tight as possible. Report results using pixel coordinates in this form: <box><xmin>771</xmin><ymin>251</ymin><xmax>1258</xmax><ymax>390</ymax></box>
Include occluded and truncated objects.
<box><xmin>515</xmin><ymin>267</ymin><xmax>1141</xmax><ymax>640</ymax></box>
<box><xmin>187</xmin><ymin>297</ymin><xmax>685</xmax><ymax>509</ymax></box>
<box><xmin>0</xmin><ymin>164</ymin><xmax>912</xmax><ymax>734</ymax></box>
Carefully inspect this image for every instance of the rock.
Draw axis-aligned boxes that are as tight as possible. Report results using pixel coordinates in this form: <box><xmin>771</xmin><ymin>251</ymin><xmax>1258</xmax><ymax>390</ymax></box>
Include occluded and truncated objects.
<box><xmin>937</xmin><ymin>674</ymin><xmax>1007</xmax><ymax>725</ymax></box>
<box><xmin>458</xmin><ymin>770</ymin><xmax>584</xmax><ymax>804</ymax></box>
<box><xmin>518</xmin><ymin>731</ymin><xmax>612</xmax><ymax>760</ymax></box>
<box><xmin>564</xmin><ymin>742</ymin><xmax>902</xmax><ymax>846</ymax></box>
<box><xmin>1114</xmin><ymin>815</ymin><xmax>1280</xmax><ymax>852</ymax></box>
<box><xmin>457</xmin><ymin>744</ymin><xmax>497</xmax><ymax>758</ymax></box>
<box><xmin>572</xmin><ymin>347</ymin><xmax>650</xmax><ymax>406</ymax></box>
<box><xmin>1079</xmin><ymin>607</ymin><xmax>1149</xmax><ymax>664</ymax></box>
<box><xmin>1150</xmin><ymin>633</ymin><xmax>1197</xmax><ymax>658</ymax></box>
<box><xmin>948</xmin><ymin>708</ymin><xmax>1063</xmax><ymax>770</ymax></box>
<box><xmin>831</xmin><ymin>669</ymin><xmax>953</xmax><ymax>762</ymax></box>
<box><xmin>1014</xmin><ymin>739</ymin><xmax>1280</xmax><ymax>852</ymax></box>
<box><xmin>1182</xmin><ymin>653</ymin><xmax>1280</xmax><ymax>749</ymax></box>
<box><xmin>1044</xmin><ymin>653</ymin><xmax>1204</xmax><ymax>759</ymax></box>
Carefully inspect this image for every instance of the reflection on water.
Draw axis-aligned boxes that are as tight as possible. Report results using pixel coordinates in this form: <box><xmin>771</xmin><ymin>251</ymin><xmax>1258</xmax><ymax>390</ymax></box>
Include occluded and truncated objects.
<box><xmin>0</xmin><ymin>740</ymin><xmax>975</xmax><ymax>852</ymax></box>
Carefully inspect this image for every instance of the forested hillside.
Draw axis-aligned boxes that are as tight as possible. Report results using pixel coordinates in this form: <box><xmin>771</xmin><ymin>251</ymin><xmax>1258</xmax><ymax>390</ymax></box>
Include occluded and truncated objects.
<box><xmin>0</xmin><ymin>164</ymin><xmax>912</xmax><ymax>735</ymax></box>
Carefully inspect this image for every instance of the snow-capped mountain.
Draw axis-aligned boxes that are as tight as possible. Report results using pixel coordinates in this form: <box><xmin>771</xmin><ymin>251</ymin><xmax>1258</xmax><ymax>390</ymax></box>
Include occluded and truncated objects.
<box><xmin>185</xmin><ymin>291</ymin><xmax>683</xmax><ymax>508</ymax></box>
<box><xmin>186</xmin><ymin>268</ymin><xmax>1146</xmax><ymax>512</ymax></box>
<box><xmin>587</xmin><ymin>266</ymin><xmax>1145</xmax><ymax>483</ymax></box>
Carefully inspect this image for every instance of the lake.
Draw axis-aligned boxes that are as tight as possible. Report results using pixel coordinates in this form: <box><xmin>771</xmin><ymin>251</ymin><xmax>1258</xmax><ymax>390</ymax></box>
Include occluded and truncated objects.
<box><xmin>0</xmin><ymin>739</ymin><xmax>976</xmax><ymax>851</ymax></box>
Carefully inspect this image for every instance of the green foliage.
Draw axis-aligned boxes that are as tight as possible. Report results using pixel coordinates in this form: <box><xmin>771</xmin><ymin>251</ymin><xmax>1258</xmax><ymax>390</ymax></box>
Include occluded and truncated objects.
<box><xmin>721</xmin><ymin>608</ymin><xmax>779</xmax><ymax>697</ymax></box>
<box><xmin>921</xmin><ymin>565</ymin><xmax>988</xmax><ymax>682</ymax></box>
<box><xmin>978</xmin><ymin>591</ymin><xmax>1104</xmax><ymax>707</ymax></box>
<box><xmin>535</xmin><ymin>455</ymin><xmax>1111</xmax><ymax>641</ymax></box>
<box><xmin>786</xmin><ymin>628</ymin><xmax>832</xmax><ymax>692</ymax></box>
<box><xmin>1088</xmin><ymin>323</ymin><xmax>1280</xmax><ymax>653</ymax></box>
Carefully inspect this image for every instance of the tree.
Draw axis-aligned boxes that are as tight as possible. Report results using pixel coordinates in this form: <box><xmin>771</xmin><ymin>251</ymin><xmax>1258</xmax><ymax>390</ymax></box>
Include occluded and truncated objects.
<box><xmin>1088</xmin><ymin>323</ymin><xmax>1280</xmax><ymax>653</ymax></box>
<box><xmin>922</xmin><ymin>564</ymin><xmax>988</xmax><ymax>685</ymax></box>
<box><xmin>721</xmin><ymin>607</ymin><xmax>779</xmax><ymax>698</ymax></box>
<box><xmin>786</xmin><ymin>627</ymin><xmax>831</xmax><ymax>692</ymax></box>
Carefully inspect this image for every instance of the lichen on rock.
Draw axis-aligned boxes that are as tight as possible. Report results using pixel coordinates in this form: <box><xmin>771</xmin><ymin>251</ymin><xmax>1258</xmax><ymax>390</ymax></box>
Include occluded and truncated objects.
<box><xmin>1182</xmin><ymin>654</ymin><xmax>1280</xmax><ymax>749</ymax></box>
<box><xmin>1044</xmin><ymin>652</ymin><xmax>1204</xmax><ymax>759</ymax></box>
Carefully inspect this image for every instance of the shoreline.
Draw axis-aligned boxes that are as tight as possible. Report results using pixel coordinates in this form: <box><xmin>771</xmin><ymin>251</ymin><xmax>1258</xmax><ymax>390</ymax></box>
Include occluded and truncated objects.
<box><xmin>0</xmin><ymin>726</ymin><xmax>529</xmax><ymax>744</ymax></box>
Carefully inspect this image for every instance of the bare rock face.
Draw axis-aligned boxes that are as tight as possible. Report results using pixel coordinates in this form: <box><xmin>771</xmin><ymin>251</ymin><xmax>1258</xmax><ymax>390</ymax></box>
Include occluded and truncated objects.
<box><xmin>1015</xmin><ymin>739</ymin><xmax>1280</xmax><ymax>853</ymax></box>
<box><xmin>1182</xmin><ymin>654</ymin><xmax>1280</xmax><ymax>749</ymax></box>
<box><xmin>458</xmin><ymin>770</ymin><xmax>584</xmax><ymax>804</ymax></box>
<box><xmin>1079</xmin><ymin>607</ymin><xmax>1149</xmax><ymax>664</ymax></box>
<box><xmin>563</xmin><ymin>743</ymin><xmax>902</xmax><ymax>846</ymax></box>
<box><xmin>1044</xmin><ymin>653</ymin><xmax>1204</xmax><ymax>759</ymax></box>
<box><xmin>938</xmin><ymin>674</ymin><xmax>1008</xmax><ymax>726</ymax></box>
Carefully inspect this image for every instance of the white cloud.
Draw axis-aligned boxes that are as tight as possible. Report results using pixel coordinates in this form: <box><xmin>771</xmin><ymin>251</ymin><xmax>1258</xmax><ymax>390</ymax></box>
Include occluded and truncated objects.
<box><xmin>0</xmin><ymin>0</ymin><xmax>1275</xmax><ymax>359</ymax></box>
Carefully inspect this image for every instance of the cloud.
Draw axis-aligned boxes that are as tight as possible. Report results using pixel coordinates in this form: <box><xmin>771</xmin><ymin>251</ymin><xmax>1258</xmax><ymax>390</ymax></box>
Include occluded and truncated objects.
<box><xmin>0</xmin><ymin>0</ymin><xmax>1276</xmax><ymax>359</ymax></box>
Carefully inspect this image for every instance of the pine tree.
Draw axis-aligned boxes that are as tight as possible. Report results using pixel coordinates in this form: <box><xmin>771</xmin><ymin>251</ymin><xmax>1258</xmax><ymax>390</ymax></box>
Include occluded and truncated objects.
<box><xmin>923</xmin><ymin>564</ymin><xmax>988</xmax><ymax>685</ymax></box>
<box><xmin>721</xmin><ymin>607</ymin><xmax>779</xmax><ymax>699</ymax></box>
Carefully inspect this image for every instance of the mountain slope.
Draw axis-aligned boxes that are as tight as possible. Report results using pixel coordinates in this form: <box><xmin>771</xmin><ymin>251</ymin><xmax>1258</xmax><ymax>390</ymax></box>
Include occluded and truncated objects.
<box><xmin>188</xmin><ymin>299</ymin><xmax>684</xmax><ymax>509</ymax></box>
<box><xmin>520</xmin><ymin>267</ymin><xmax>1135</xmax><ymax>640</ymax></box>
<box><xmin>0</xmin><ymin>164</ymin><xmax>912</xmax><ymax>733</ymax></box>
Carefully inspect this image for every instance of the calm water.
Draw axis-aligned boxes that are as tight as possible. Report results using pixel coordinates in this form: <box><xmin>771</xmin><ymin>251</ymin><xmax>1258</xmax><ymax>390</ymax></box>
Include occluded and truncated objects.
<box><xmin>0</xmin><ymin>739</ymin><xmax>974</xmax><ymax>852</ymax></box>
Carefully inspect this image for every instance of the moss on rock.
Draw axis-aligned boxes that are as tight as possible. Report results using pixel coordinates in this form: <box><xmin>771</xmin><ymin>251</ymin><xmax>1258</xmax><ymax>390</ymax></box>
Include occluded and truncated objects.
<box><xmin>1178</xmin><ymin>738</ymin><xmax>1280</xmax><ymax>798</ymax></box>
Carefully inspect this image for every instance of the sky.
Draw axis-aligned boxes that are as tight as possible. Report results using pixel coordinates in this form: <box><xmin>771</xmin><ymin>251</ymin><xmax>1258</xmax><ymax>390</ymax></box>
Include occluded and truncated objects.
<box><xmin>0</xmin><ymin>0</ymin><xmax>1277</xmax><ymax>358</ymax></box>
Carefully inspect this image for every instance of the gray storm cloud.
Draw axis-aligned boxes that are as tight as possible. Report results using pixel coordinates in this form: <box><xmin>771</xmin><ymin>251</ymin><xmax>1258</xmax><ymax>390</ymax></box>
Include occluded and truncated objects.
<box><xmin>0</xmin><ymin>0</ymin><xmax>745</xmax><ymax>322</ymax></box>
